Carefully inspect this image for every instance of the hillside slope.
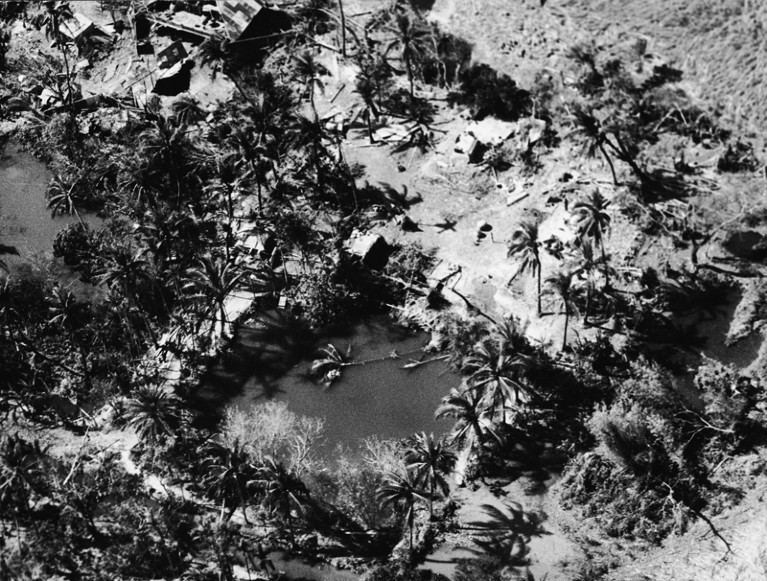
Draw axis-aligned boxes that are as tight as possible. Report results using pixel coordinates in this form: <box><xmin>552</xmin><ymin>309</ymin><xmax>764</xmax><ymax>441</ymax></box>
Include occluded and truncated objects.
<box><xmin>562</xmin><ymin>0</ymin><xmax>767</xmax><ymax>143</ymax></box>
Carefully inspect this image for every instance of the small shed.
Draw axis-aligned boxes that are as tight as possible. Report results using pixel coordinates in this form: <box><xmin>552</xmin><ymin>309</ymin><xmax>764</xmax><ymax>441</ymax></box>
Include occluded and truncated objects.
<box><xmin>348</xmin><ymin>233</ymin><xmax>391</xmax><ymax>269</ymax></box>
<box><xmin>157</xmin><ymin>40</ymin><xmax>188</xmax><ymax>69</ymax></box>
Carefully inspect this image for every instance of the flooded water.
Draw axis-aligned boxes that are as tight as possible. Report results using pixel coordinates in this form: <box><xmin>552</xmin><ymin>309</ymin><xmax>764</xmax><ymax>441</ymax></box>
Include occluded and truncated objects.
<box><xmin>649</xmin><ymin>289</ymin><xmax>762</xmax><ymax>392</ymax></box>
<box><xmin>0</xmin><ymin>140</ymin><xmax>63</xmax><ymax>266</ymax></box>
<box><xmin>197</xmin><ymin>313</ymin><xmax>459</xmax><ymax>454</ymax></box>
<box><xmin>0</xmin><ymin>140</ymin><xmax>103</xmax><ymax>298</ymax></box>
<box><xmin>269</xmin><ymin>552</ymin><xmax>360</xmax><ymax>581</ymax></box>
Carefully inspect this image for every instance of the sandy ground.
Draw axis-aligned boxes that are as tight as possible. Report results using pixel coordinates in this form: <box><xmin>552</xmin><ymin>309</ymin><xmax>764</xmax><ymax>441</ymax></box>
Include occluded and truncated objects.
<box><xmin>422</xmin><ymin>477</ymin><xmax>583</xmax><ymax>580</ymax></box>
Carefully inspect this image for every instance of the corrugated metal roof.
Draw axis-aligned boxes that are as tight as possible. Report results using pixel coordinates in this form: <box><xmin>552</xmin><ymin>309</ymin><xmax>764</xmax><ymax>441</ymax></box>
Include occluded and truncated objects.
<box><xmin>215</xmin><ymin>0</ymin><xmax>264</xmax><ymax>41</ymax></box>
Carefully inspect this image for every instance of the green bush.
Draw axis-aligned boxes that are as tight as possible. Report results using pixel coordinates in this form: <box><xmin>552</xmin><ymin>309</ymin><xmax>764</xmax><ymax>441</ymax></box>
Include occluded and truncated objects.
<box><xmin>449</xmin><ymin>64</ymin><xmax>531</xmax><ymax>121</ymax></box>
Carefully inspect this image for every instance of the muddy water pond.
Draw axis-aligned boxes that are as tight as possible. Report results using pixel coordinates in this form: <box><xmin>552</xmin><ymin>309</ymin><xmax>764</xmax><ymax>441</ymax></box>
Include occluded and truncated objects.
<box><xmin>197</xmin><ymin>313</ymin><xmax>460</xmax><ymax>455</ymax></box>
<box><xmin>0</xmin><ymin>140</ymin><xmax>99</xmax><ymax>284</ymax></box>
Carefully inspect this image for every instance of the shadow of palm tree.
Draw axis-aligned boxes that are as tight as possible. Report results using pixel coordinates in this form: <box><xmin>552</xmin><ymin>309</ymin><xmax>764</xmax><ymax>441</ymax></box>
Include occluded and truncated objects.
<box><xmin>465</xmin><ymin>502</ymin><xmax>548</xmax><ymax>567</ymax></box>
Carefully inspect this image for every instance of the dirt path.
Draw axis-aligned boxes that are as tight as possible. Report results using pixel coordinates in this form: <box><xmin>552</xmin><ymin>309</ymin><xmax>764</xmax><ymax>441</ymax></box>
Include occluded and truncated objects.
<box><xmin>422</xmin><ymin>476</ymin><xmax>583</xmax><ymax>580</ymax></box>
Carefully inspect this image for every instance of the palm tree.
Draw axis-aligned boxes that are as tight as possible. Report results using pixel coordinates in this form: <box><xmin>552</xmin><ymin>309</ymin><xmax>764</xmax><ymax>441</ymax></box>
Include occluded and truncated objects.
<box><xmin>198</xmin><ymin>34</ymin><xmax>255</xmax><ymax>110</ymax></box>
<box><xmin>258</xmin><ymin>457</ymin><xmax>310</xmax><ymax>547</ymax></box>
<box><xmin>376</xmin><ymin>470</ymin><xmax>428</xmax><ymax>550</ymax></box>
<box><xmin>508</xmin><ymin>220</ymin><xmax>542</xmax><ymax>316</ymax></box>
<box><xmin>42</xmin><ymin>1</ymin><xmax>76</xmax><ymax>119</ymax></box>
<box><xmin>572</xmin><ymin>190</ymin><xmax>611</xmax><ymax>287</ymax></box>
<box><xmin>124</xmin><ymin>385</ymin><xmax>183</xmax><ymax>444</ymax></box>
<box><xmin>435</xmin><ymin>386</ymin><xmax>495</xmax><ymax>449</ymax></box>
<box><xmin>405</xmin><ymin>432</ymin><xmax>455</xmax><ymax>519</ymax></box>
<box><xmin>292</xmin><ymin>51</ymin><xmax>328</xmax><ymax>119</ymax></box>
<box><xmin>201</xmin><ymin>438</ymin><xmax>258</xmax><ymax>524</ymax></box>
<box><xmin>573</xmin><ymin>238</ymin><xmax>613</xmax><ymax>325</ymax></box>
<box><xmin>287</xmin><ymin>113</ymin><xmax>330</xmax><ymax>186</ymax></box>
<box><xmin>48</xmin><ymin>285</ymin><xmax>91</xmax><ymax>390</ymax></box>
<box><xmin>545</xmin><ymin>270</ymin><xmax>577</xmax><ymax>351</ymax></box>
<box><xmin>570</xmin><ymin>107</ymin><xmax>619</xmax><ymax>185</ymax></box>
<box><xmin>0</xmin><ymin>435</ymin><xmax>45</xmax><ymax>544</ymax></box>
<box><xmin>385</xmin><ymin>10</ymin><xmax>432</xmax><ymax>96</ymax></box>
<box><xmin>47</xmin><ymin>175</ymin><xmax>86</xmax><ymax>226</ymax></box>
<box><xmin>464</xmin><ymin>339</ymin><xmax>532</xmax><ymax>422</ymax></box>
<box><xmin>171</xmin><ymin>93</ymin><xmax>205</xmax><ymax>125</ymax></box>
<box><xmin>183</xmin><ymin>255</ymin><xmax>245</xmax><ymax>338</ymax></box>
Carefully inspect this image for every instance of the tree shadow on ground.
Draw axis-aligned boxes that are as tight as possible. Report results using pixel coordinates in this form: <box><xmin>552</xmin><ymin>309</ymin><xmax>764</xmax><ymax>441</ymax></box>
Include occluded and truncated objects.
<box><xmin>190</xmin><ymin>311</ymin><xmax>317</xmax><ymax>424</ymax></box>
<box><xmin>483</xmin><ymin>435</ymin><xmax>567</xmax><ymax>488</ymax></box>
<box><xmin>464</xmin><ymin>502</ymin><xmax>549</xmax><ymax>570</ymax></box>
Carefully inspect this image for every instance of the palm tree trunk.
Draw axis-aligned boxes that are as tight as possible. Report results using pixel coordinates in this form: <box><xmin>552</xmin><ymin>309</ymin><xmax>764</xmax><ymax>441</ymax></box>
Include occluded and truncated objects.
<box><xmin>429</xmin><ymin>481</ymin><xmax>434</xmax><ymax>520</ymax></box>
<box><xmin>600</xmin><ymin>240</ymin><xmax>610</xmax><ymax>289</ymax></box>
<box><xmin>408</xmin><ymin>509</ymin><xmax>414</xmax><ymax>550</ymax></box>
<box><xmin>338</xmin><ymin>0</ymin><xmax>347</xmax><ymax>57</ymax></box>
<box><xmin>536</xmin><ymin>268</ymin><xmax>542</xmax><ymax>316</ymax></box>
<box><xmin>72</xmin><ymin>204</ymin><xmax>85</xmax><ymax>228</ymax></box>
<box><xmin>607</xmin><ymin>133</ymin><xmax>646</xmax><ymax>182</ymax></box>
<box><xmin>404</xmin><ymin>49</ymin><xmax>415</xmax><ymax>96</ymax></box>
<box><xmin>562</xmin><ymin>306</ymin><xmax>569</xmax><ymax>351</ymax></box>
<box><xmin>598</xmin><ymin>142</ymin><xmax>619</xmax><ymax>185</ymax></box>
<box><xmin>309</xmin><ymin>81</ymin><xmax>318</xmax><ymax>121</ymax></box>
<box><xmin>584</xmin><ymin>282</ymin><xmax>592</xmax><ymax>326</ymax></box>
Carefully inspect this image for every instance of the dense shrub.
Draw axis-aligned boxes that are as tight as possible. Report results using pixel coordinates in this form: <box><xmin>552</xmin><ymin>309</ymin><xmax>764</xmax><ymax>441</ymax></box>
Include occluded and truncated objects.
<box><xmin>421</xmin><ymin>28</ymin><xmax>473</xmax><ymax>88</ymax></box>
<box><xmin>718</xmin><ymin>139</ymin><xmax>760</xmax><ymax>173</ymax></box>
<box><xmin>449</xmin><ymin>64</ymin><xmax>531</xmax><ymax>121</ymax></box>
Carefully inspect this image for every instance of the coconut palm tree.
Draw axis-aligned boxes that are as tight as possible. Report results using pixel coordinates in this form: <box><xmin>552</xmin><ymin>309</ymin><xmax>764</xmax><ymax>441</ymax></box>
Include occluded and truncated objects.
<box><xmin>42</xmin><ymin>1</ymin><xmax>76</xmax><ymax>120</ymax></box>
<box><xmin>287</xmin><ymin>113</ymin><xmax>331</xmax><ymax>186</ymax></box>
<box><xmin>435</xmin><ymin>386</ymin><xmax>496</xmax><ymax>449</ymax></box>
<box><xmin>376</xmin><ymin>470</ymin><xmax>428</xmax><ymax>550</ymax></box>
<box><xmin>571</xmin><ymin>190</ymin><xmax>611</xmax><ymax>287</ymax></box>
<box><xmin>183</xmin><ymin>255</ymin><xmax>245</xmax><ymax>338</ymax></box>
<box><xmin>171</xmin><ymin>93</ymin><xmax>205</xmax><ymax>125</ymax></box>
<box><xmin>545</xmin><ymin>270</ymin><xmax>577</xmax><ymax>351</ymax></box>
<box><xmin>573</xmin><ymin>238</ymin><xmax>613</xmax><ymax>325</ymax></box>
<box><xmin>47</xmin><ymin>175</ymin><xmax>86</xmax><ymax>226</ymax></box>
<box><xmin>385</xmin><ymin>10</ymin><xmax>432</xmax><ymax>96</ymax></box>
<box><xmin>258</xmin><ymin>457</ymin><xmax>310</xmax><ymax>547</ymax></box>
<box><xmin>507</xmin><ymin>220</ymin><xmax>542</xmax><ymax>316</ymax></box>
<box><xmin>198</xmin><ymin>33</ymin><xmax>255</xmax><ymax>110</ymax></box>
<box><xmin>0</xmin><ymin>435</ymin><xmax>47</xmax><ymax>543</ymax></box>
<box><xmin>0</xmin><ymin>435</ymin><xmax>45</xmax><ymax>506</ymax></box>
<box><xmin>48</xmin><ymin>285</ymin><xmax>91</xmax><ymax>390</ymax></box>
<box><xmin>201</xmin><ymin>438</ymin><xmax>258</xmax><ymax>524</ymax></box>
<box><xmin>292</xmin><ymin>51</ymin><xmax>328</xmax><ymax>119</ymax></box>
<box><xmin>405</xmin><ymin>432</ymin><xmax>455</xmax><ymax>519</ymax></box>
<box><xmin>464</xmin><ymin>339</ymin><xmax>533</xmax><ymax>422</ymax></box>
<box><xmin>124</xmin><ymin>385</ymin><xmax>183</xmax><ymax>445</ymax></box>
<box><xmin>570</xmin><ymin>107</ymin><xmax>619</xmax><ymax>185</ymax></box>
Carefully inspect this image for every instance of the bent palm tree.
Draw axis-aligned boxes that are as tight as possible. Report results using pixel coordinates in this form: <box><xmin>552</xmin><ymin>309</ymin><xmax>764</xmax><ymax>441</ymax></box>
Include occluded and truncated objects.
<box><xmin>376</xmin><ymin>470</ymin><xmax>428</xmax><ymax>550</ymax></box>
<box><xmin>405</xmin><ymin>432</ymin><xmax>455</xmax><ymax>519</ymax></box>
<box><xmin>572</xmin><ymin>190</ymin><xmax>611</xmax><ymax>287</ymax></box>
<box><xmin>508</xmin><ymin>220</ymin><xmax>542</xmax><ymax>316</ymax></box>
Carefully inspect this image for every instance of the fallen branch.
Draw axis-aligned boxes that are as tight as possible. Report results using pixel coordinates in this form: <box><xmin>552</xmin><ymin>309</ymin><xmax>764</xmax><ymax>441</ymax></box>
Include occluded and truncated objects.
<box><xmin>402</xmin><ymin>354</ymin><xmax>449</xmax><ymax>369</ymax></box>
